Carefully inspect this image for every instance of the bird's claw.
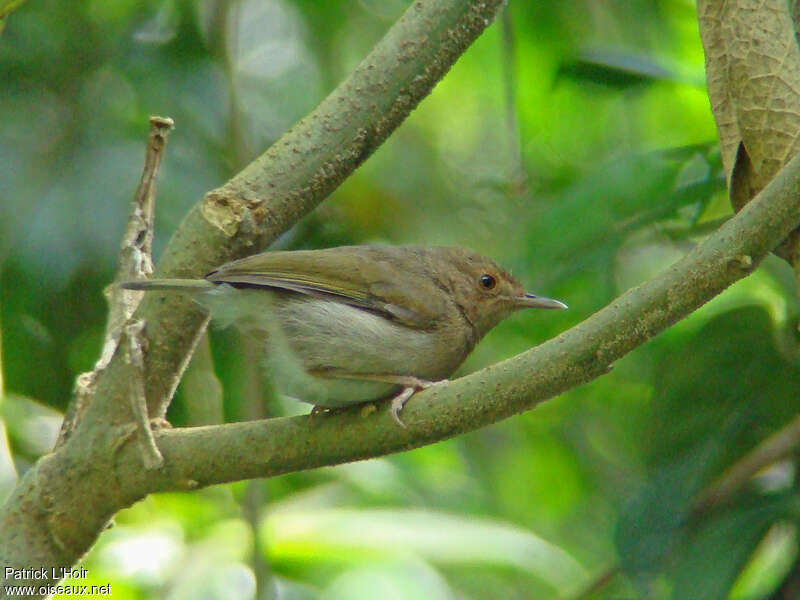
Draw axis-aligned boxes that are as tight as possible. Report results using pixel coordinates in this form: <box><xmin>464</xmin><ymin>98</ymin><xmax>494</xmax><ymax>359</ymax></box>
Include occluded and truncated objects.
<box><xmin>389</xmin><ymin>379</ymin><xmax>447</xmax><ymax>428</ymax></box>
<box><xmin>308</xmin><ymin>377</ymin><xmax>447</xmax><ymax>428</ymax></box>
<box><xmin>390</xmin><ymin>387</ymin><xmax>416</xmax><ymax>428</ymax></box>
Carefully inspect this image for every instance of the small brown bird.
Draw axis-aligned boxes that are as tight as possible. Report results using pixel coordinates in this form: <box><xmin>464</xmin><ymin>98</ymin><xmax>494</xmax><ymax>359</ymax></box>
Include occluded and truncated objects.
<box><xmin>122</xmin><ymin>245</ymin><xmax>566</xmax><ymax>426</ymax></box>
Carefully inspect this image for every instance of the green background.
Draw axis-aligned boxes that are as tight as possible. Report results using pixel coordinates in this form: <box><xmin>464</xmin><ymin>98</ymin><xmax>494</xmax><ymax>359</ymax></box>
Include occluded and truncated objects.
<box><xmin>1</xmin><ymin>1</ymin><xmax>798</xmax><ymax>598</ymax></box>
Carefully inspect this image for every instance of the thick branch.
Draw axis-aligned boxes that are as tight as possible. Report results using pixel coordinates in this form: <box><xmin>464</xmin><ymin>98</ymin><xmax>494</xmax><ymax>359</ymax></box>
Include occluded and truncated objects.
<box><xmin>0</xmin><ymin>1</ymin><xmax>507</xmax><ymax>590</ymax></box>
<box><xmin>122</xmin><ymin>150</ymin><xmax>800</xmax><ymax>492</ymax></box>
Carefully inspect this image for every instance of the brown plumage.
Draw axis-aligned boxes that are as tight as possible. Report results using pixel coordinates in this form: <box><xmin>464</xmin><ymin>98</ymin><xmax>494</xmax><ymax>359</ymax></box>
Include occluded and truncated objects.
<box><xmin>122</xmin><ymin>245</ymin><xmax>567</xmax><ymax>425</ymax></box>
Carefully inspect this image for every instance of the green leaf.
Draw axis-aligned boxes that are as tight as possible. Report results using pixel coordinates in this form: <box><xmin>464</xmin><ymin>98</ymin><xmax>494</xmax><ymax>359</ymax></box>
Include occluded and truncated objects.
<box><xmin>559</xmin><ymin>48</ymin><xmax>676</xmax><ymax>88</ymax></box>
<box><xmin>615</xmin><ymin>457</ymin><xmax>701</xmax><ymax>579</ymax></box>
<box><xmin>320</xmin><ymin>560</ymin><xmax>454</xmax><ymax>600</ymax></box>
<box><xmin>671</xmin><ymin>493</ymin><xmax>797</xmax><ymax>600</ymax></box>
<box><xmin>263</xmin><ymin>508</ymin><xmax>586</xmax><ymax>592</ymax></box>
<box><xmin>729</xmin><ymin>522</ymin><xmax>798</xmax><ymax>599</ymax></box>
<box><xmin>615</xmin><ymin>413</ymin><xmax>748</xmax><ymax>585</ymax></box>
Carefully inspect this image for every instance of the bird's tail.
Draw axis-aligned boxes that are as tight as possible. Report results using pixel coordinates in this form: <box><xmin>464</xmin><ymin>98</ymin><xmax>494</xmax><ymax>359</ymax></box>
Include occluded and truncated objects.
<box><xmin>118</xmin><ymin>279</ymin><xmax>216</xmax><ymax>292</ymax></box>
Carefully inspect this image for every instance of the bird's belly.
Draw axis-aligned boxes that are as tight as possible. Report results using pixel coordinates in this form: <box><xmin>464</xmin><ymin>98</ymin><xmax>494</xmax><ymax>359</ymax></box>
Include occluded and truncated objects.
<box><xmin>286</xmin><ymin>306</ymin><xmax>426</xmax><ymax>366</ymax></box>
<box><xmin>270</xmin><ymin>297</ymin><xmax>460</xmax><ymax>406</ymax></box>
<box><xmin>280</xmin><ymin>376</ymin><xmax>399</xmax><ymax>408</ymax></box>
<box><xmin>199</xmin><ymin>287</ymin><xmax>470</xmax><ymax>407</ymax></box>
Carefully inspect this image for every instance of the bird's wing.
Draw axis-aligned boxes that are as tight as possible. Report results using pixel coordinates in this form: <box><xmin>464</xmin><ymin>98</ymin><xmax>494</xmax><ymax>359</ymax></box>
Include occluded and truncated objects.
<box><xmin>205</xmin><ymin>248</ymin><xmax>441</xmax><ymax>329</ymax></box>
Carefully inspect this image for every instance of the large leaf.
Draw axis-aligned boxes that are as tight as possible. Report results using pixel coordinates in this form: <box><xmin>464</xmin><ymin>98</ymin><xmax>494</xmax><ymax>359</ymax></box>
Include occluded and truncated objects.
<box><xmin>672</xmin><ymin>493</ymin><xmax>797</xmax><ymax>600</ymax></box>
<box><xmin>263</xmin><ymin>508</ymin><xmax>586</xmax><ymax>593</ymax></box>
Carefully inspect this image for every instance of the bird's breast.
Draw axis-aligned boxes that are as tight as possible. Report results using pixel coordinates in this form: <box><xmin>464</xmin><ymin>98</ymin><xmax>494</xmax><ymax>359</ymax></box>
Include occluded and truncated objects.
<box><xmin>196</xmin><ymin>286</ymin><xmax>475</xmax><ymax>406</ymax></box>
<box><xmin>273</xmin><ymin>296</ymin><xmax>472</xmax><ymax>380</ymax></box>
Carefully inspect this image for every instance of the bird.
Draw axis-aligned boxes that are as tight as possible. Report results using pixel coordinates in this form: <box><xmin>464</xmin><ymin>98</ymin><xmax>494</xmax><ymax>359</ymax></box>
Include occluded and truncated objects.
<box><xmin>121</xmin><ymin>245</ymin><xmax>567</xmax><ymax>426</ymax></box>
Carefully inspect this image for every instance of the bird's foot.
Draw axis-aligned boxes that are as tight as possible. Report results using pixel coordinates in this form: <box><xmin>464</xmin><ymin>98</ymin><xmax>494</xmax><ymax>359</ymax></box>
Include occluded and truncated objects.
<box><xmin>389</xmin><ymin>388</ymin><xmax>415</xmax><ymax>428</ymax></box>
<box><xmin>389</xmin><ymin>378</ymin><xmax>446</xmax><ymax>428</ymax></box>
<box><xmin>305</xmin><ymin>373</ymin><xmax>447</xmax><ymax>427</ymax></box>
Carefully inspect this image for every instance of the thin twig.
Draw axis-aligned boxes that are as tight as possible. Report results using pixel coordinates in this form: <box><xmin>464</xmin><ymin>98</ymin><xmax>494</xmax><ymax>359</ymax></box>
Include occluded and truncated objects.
<box><xmin>181</xmin><ymin>333</ymin><xmax>224</xmax><ymax>426</ymax></box>
<box><xmin>240</xmin><ymin>334</ymin><xmax>276</xmax><ymax>599</ymax></box>
<box><xmin>693</xmin><ymin>414</ymin><xmax>800</xmax><ymax>514</ymax></box>
<box><xmin>569</xmin><ymin>565</ymin><xmax>620</xmax><ymax>600</ymax></box>
<box><xmin>243</xmin><ymin>481</ymin><xmax>275</xmax><ymax>600</ymax></box>
<box><xmin>103</xmin><ymin>115</ymin><xmax>174</xmax><ymax>357</ymax></box>
<box><xmin>125</xmin><ymin>320</ymin><xmax>163</xmax><ymax>469</ymax></box>
<box><xmin>56</xmin><ymin>116</ymin><xmax>174</xmax><ymax>447</ymax></box>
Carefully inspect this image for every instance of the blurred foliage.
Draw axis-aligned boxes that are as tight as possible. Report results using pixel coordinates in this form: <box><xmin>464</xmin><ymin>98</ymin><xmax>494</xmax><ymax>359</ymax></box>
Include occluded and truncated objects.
<box><xmin>2</xmin><ymin>0</ymin><xmax>800</xmax><ymax>599</ymax></box>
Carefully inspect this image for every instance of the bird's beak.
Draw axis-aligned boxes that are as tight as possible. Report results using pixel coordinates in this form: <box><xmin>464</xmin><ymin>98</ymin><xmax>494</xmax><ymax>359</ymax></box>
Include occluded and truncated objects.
<box><xmin>516</xmin><ymin>293</ymin><xmax>568</xmax><ymax>310</ymax></box>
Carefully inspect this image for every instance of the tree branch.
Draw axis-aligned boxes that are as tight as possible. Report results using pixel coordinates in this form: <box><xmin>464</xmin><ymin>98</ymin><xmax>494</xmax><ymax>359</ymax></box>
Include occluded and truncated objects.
<box><xmin>0</xmin><ymin>1</ymin><xmax>508</xmax><ymax>592</ymax></box>
<box><xmin>56</xmin><ymin>116</ymin><xmax>174</xmax><ymax>447</ymax></box>
<box><xmin>694</xmin><ymin>414</ymin><xmax>800</xmax><ymax>514</ymax></box>
<box><xmin>117</xmin><ymin>149</ymin><xmax>800</xmax><ymax>493</ymax></box>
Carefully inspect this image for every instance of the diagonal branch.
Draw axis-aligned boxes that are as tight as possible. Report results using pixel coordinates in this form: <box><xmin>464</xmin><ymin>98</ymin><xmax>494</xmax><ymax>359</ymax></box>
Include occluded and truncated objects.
<box><xmin>57</xmin><ymin>116</ymin><xmax>174</xmax><ymax>446</ymax></box>
<box><xmin>693</xmin><ymin>414</ymin><xmax>800</xmax><ymax>514</ymax></box>
<box><xmin>0</xmin><ymin>1</ymin><xmax>508</xmax><ymax>590</ymax></box>
<box><xmin>121</xmin><ymin>149</ymin><xmax>800</xmax><ymax>493</ymax></box>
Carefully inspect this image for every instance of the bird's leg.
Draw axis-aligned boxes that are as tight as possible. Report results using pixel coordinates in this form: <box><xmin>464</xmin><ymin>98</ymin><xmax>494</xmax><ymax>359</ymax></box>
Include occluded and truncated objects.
<box><xmin>388</xmin><ymin>387</ymin><xmax>416</xmax><ymax>428</ymax></box>
<box><xmin>344</xmin><ymin>373</ymin><xmax>439</xmax><ymax>389</ymax></box>
<box><xmin>349</xmin><ymin>375</ymin><xmax>437</xmax><ymax>428</ymax></box>
<box><xmin>307</xmin><ymin>371</ymin><xmax>446</xmax><ymax>427</ymax></box>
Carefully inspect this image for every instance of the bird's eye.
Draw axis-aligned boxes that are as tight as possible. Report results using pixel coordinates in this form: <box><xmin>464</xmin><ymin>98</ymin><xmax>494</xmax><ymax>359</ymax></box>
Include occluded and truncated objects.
<box><xmin>479</xmin><ymin>274</ymin><xmax>497</xmax><ymax>290</ymax></box>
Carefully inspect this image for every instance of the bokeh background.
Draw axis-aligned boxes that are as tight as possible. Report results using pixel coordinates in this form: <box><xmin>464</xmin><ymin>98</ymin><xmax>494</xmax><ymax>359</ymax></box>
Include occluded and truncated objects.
<box><xmin>2</xmin><ymin>1</ymin><xmax>799</xmax><ymax>599</ymax></box>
